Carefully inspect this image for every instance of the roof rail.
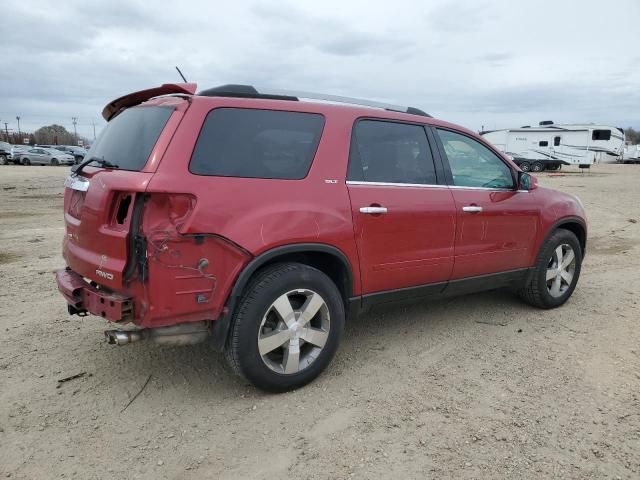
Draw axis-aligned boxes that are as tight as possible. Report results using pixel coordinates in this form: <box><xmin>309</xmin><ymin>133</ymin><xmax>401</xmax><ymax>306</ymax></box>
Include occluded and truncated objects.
<box><xmin>197</xmin><ymin>84</ymin><xmax>431</xmax><ymax>117</ymax></box>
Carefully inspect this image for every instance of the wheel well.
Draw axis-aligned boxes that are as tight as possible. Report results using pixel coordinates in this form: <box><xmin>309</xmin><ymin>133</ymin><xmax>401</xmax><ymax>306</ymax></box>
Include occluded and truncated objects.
<box><xmin>557</xmin><ymin>222</ymin><xmax>586</xmax><ymax>254</ymax></box>
<box><xmin>210</xmin><ymin>245</ymin><xmax>356</xmax><ymax>352</ymax></box>
<box><xmin>253</xmin><ymin>251</ymin><xmax>352</xmax><ymax>306</ymax></box>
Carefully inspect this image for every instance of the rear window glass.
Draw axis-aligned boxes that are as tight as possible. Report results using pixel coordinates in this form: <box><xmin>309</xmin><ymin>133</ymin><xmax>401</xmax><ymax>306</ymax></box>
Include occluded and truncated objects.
<box><xmin>86</xmin><ymin>106</ymin><xmax>173</xmax><ymax>171</ymax></box>
<box><xmin>189</xmin><ymin>108</ymin><xmax>324</xmax><ymax>179</ymax></box>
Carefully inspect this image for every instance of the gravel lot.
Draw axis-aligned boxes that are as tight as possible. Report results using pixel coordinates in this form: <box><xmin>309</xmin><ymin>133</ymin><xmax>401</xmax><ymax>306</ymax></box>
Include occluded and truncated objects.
<box><xmin>0</xmin><ymin>164</ymin><xmax>639</xmax><ymax>479</ymax></box>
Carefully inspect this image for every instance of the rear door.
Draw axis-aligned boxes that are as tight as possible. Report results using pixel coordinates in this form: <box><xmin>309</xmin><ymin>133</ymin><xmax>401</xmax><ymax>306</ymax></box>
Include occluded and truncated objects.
<box><xmin>346</xmin><ymin>119</ymin><xmax>456</xmax><ymax>295</ymax></box>
<box><xmin>31</xmin><ymin>149</ymin><xmax>47</xmax><ymax>164</ymax></box>
<box><xmin>433</xmin><ymin>128</ymin><xmax>539</xmax><ymax>279</ymax></box>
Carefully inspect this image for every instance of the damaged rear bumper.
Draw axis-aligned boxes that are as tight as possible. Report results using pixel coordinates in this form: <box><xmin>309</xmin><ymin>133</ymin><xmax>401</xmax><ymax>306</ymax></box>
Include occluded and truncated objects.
<box><xmin>55</xmin><ymin>268</ymin><xmax>134</xmax><ymax>322</ymax></box>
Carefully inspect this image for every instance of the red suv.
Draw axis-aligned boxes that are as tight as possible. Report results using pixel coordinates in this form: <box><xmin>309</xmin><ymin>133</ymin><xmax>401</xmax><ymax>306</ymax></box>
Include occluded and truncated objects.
<box><xmin>55</xmin><ymin>83</ymin><xmax>587</xmax><ymax>391</ymax></box>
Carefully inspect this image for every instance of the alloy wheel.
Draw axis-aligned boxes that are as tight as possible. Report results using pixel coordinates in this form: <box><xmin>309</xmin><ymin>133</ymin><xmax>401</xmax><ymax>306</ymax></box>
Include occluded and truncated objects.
<box><xmin>257</xmin><ymin>289</ymin><xmax>330</xmax><ymax>375</ymax></box>
<box><xmin>546</xmin><ymin>243</ymin><xmax>576</xmax><ymax>298</ymax></box>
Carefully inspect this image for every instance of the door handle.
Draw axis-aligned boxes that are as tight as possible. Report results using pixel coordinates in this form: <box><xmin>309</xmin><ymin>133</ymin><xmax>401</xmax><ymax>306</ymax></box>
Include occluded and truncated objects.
<box><xmin>462</xmin><ymin>205</ymin><xmax>483</xmax><ymax>213</ymax></box>
<box><xmin>360</xmin><ymin>206</ymin><xmax>388</xmax><ymax>214</ymax></box>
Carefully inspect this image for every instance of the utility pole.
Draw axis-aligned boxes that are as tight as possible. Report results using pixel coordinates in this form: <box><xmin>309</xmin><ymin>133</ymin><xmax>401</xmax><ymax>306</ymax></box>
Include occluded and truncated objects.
<box><xmin>16</xmin><ymin>116</ymin><xmax>21</xmax><ymax>136</ymax></box>
<box><xmin>91</xmin><ymin>120</ymin><xmax>96</xmax><ymax>141</ymax></box>
<box><xmin>72</xmin><ymin>117</ymin><xmax>78</xmax><ymax>144</ymax></box>
<box><xmin>4</xmin><ymin>122</ymin><xmax>9</xmax><ymax>141</ymax></box>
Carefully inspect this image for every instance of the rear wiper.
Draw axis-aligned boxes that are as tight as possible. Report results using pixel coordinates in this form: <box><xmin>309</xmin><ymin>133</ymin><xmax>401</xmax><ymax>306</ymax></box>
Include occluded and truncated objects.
<box><xmin>71</xmin><ymin>156</ymin><xmax>119</xmax><ymax>175</ymax></box>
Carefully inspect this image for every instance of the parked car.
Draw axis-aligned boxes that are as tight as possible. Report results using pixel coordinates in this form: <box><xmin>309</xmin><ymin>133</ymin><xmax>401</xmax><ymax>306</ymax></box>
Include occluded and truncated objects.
<box><xmin>64</xmin><ymin>146</ymin><xmax>87</xmax><ymax>163</ymax></box>
<box><xmin>19</xmin><ymin>147</ymin><xmax>75</xmax><ymax>166</ymax></box>
<box><xmin>0</xmin><ymin>141</ymin><xmax>13</xmax><ymax>164</ymax></box>
<box><xmin>55</xmin><ymin>83</ymin><xmax>587</xmax><ymax>392</ymax></box>
<box><xmin>39</xmin><ymin>145</ymin><xmax>86</xmax><ymax>164</ymax></box>
<box><xmin>11</xmin><ymin>145</ymin><xmax>29</xmax><ymax>164</ymax></box>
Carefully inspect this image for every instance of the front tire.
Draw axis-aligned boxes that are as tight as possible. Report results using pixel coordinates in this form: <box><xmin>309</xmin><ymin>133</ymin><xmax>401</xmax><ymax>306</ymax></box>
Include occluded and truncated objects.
<box><xmin>0</xmin><ymin>155</ymin><xmax>7</xmax><ymax>165</ymax></box>
<box><xmin>21</xmin><ymin>157</ymin><xmax>30</xmax><ymax>165</ymax></box>
<box><xmin>225</xmin><ymin>262</ymin><xmax>345</xmax><ymax>392</ymax></box>
<box><xmin>519</xmin><ymin>229</ymin><xmax>582</xmax><ymax>309</ymax></box>
<box><xmin>51</xmin><ymin>158</ymin><xmax>59</xmax><ymax>166</ymax></box>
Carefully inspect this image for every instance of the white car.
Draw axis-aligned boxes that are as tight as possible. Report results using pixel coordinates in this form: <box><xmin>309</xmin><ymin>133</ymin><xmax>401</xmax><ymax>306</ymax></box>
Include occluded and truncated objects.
<box><xmin>11</xmin><ymin>145</ymin><xmax>29</xmax><ymax>164</ymax></box>
<box><xmin>20</xmin><ymin>147</ymin><xmax>75</xmax><ymax>166</ymax></box>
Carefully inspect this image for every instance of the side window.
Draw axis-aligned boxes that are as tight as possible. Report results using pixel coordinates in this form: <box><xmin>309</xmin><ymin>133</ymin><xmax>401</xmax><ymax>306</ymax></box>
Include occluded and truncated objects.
<box><xmin>190</xmin><ymin>108</ymin><xmax>324</xmax><ymax>179</ymax></box>
<box><xmin>592</xmin><ymin>129</ymin><xmax>611</xmax><ymax>141</ymax></box>
<box><xmin>539</xmin><ymin>140</ymin><xmax>549</xmax><ymax>147</ymax></box>
<box><xmin>348</xmin><ymin>120</ymin><xmax>437</xmax><ymax>184</ymax></box>
<box><xmin>554</xmin><ymin>136</ymin><xmax>561</xmax><ymax>146</ymax></box>
<box><xmin>436</xmin><ymin>129</ymin><xmax>514</xmax><ymax>189</ymax></box>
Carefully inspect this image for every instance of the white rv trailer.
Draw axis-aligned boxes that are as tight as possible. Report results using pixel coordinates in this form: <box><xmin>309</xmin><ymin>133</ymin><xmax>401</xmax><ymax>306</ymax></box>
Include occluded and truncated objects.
<box><xmin>622</xmin><ymin>144</ymin><xmax>640</xmax><ymax>164</ymax></box>
<box><xmin>481</xmin><ymin>122</ymin><xmax>625</xmax><ymax>171</ymax></box>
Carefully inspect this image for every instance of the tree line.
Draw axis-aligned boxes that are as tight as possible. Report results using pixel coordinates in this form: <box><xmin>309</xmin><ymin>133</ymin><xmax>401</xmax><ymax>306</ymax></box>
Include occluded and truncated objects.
<box><xmin>1</xmin><ymin>124</ymin><xmax>90</xmax><ymax>146</ymax></box>
<box><xmin>624</xmin><ymin>127</ymin><xmax>639</xmax><ymax>145</ymax></box>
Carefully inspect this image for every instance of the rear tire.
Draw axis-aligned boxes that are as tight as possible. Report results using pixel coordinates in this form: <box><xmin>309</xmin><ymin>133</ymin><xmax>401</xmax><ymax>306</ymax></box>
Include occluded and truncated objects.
<box><xmin>519</xmin><ymin>161</ymin><xmax>531</xmax><ymax>172</ymax></box>
<box><xmin>0</xmin><ymin>155</ymin><xmax>7</xmax><ymax>165</ymax></box>
<box><xmin>519</xmin><ymin>229</ymin><xmax>582</xmax><ymax>309</ymax></box>
<box><xmin>531</xmin><ymin>161</ymin><xmax>544</xmax><ymax>172</ymax></box>
<box><xmin>225</xmin><ymin>262</ymin><xmax>345</xmax><ymax>392</ymax></box>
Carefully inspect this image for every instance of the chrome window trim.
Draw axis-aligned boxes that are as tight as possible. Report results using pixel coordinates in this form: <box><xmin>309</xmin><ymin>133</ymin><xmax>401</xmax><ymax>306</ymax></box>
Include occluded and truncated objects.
<box><xmin>346</xmin><ymin>180</ymin><xmax>446</xmax><ymax>189</ymax></box>
<box><xmin>448</xmin><ymin>185</ymin><xmax>514</xmax><ymax>192</ymax></box>
<box><xmin>345</xmin><ymin>180</ymin><xmax>529</xmax><ymax>193</ymax></box>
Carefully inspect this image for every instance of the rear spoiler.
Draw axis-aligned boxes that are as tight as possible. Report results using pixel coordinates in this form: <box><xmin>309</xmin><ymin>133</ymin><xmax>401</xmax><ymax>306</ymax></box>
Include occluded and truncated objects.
<box><xmin>102</xmin><ymin>83</ymin><xmax>197</xmax><ymax>121</ymax></box>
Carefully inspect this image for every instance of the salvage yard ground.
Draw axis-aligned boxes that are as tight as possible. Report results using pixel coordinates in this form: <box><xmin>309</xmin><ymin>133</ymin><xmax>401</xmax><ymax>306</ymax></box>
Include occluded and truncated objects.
<box><xmin>0</xmin><ymin>165</ymin><xmax>639</xmax><ymax>479</ymax></box>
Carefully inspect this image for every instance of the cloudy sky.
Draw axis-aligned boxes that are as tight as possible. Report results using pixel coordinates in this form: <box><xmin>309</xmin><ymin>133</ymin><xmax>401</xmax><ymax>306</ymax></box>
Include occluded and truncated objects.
<box><xmin>1</xmin><ymin>0</ymin><xmax>639</xmax><ymax>140</ymax></box>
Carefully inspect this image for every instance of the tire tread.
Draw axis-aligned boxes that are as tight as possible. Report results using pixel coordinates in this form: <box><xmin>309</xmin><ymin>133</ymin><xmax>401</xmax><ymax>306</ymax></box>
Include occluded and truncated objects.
<box><xmin>519</xmin><ymin>229</ymin><xmax>581</xmax><ymax>309</ymax></box>
<box><xmin>224</xmin><ymin>262</ymin><xmax>327</xmax><ymax>383</ymax></box>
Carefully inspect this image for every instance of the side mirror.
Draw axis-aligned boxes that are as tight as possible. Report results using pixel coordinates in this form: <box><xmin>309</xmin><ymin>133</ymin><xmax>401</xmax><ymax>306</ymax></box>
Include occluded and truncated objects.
<box><xmin>518</xmin><ymin>171</ymin><xmax>537</xmax><ymax>191</ymax></box>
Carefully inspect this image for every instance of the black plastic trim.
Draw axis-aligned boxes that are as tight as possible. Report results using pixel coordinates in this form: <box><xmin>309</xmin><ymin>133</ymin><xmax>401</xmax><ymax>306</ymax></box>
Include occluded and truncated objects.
<box><xmin>198</xmin><ymin>84</ymin><xmax>299</xmax><ymax>102</ymax></box>
<box><xmin>356</xmin><ymin>268</ymin><xmax>533</xmax><ymax>312</ymax></box>
<box><xmin>405</xmin><ymin>107</ymin><xmax>431</xmax><ymax>117</ymax></box>
<box><xmin>544</xmin><ymin>216</ymin><xmax>588</xmax><ymax>256</ymax></box>
<box><xmin>361</xmin><ymin>281</ymin><xmax>447</xmax><ymax>308</ymax></box>
<box><xmin>123</xmin><ymin>194</ymin><xmax>147</xmax><ymax>282</ymax></box>
<box><xmin>210</xmin><ymin>243</ymin><xmax>355</xmax><ymax>351</ymax></box>
<box><xmin>443</xmin><ymin>268</ymin><xmax>531</xmax><ymax>297</ymax></box>
<box><xmin>197</xmin><ymin>84</ymin><xmax>431</xmax><ymax>117</ymax></box>
<box><xmin>424</xmin><ymin>126</ymin><xmax>448</xmax><ymax>185</ymax></box>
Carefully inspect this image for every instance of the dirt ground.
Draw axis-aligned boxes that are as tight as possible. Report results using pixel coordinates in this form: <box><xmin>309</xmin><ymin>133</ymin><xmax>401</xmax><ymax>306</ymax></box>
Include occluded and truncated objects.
<box><xmin>0</xmin><ymin>164</ymin><xmax>639</xmax><ymax>479</ymax></box>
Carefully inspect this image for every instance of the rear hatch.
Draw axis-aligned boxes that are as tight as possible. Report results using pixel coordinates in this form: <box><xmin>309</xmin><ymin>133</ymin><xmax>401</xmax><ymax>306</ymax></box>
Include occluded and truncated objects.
<box><xmin>63</xmin><ymin>97</ymin><xmax>188</xmax><ymax>290</ymax></box>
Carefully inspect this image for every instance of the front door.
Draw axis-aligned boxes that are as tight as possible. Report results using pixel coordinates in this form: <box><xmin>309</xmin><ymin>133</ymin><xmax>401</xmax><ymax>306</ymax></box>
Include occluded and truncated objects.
<box><xmin>433</xmin><ymin>128</ymin><xmax>539</xmax><ymax>280</ymax></box>
<box><xmin>346</xmin><ymin>119</ymin><xmax>457</xmax><ymax>295</ymax></box>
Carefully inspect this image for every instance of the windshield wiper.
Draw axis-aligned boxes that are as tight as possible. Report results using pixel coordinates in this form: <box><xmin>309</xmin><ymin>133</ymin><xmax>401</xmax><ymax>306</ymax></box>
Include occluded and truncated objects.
<box><xmin>71</xmin><ymin>156</ymin><xmax>119</xmax><ymax>175</ymax></box>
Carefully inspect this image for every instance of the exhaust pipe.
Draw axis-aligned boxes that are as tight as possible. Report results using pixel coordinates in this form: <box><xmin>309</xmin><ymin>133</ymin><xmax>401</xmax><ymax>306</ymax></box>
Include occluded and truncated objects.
<box><xmin>104</xmin><ymin>329</ymin><xmax>144</xmax><ymax>345</ymax></box>
<box><xmin>105</xmin><ymin>321</ymin><xmax>209</xmax><ymax>346</ymax></box>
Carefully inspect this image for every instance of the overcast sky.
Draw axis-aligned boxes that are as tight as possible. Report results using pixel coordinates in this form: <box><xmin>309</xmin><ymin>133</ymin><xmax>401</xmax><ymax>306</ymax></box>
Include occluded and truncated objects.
<box><xmin>1</xmin><ymin>0</ymin><xmax>639</xmax><ymax>141</ymax></box>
